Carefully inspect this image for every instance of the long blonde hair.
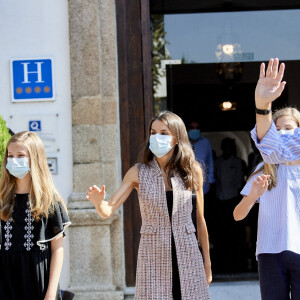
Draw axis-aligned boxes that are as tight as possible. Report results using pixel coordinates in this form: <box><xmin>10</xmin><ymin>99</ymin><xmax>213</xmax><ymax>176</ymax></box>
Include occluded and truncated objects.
<box><xmin>142</xmin><ymin>111</ymin><xmax>202</xmax><ymax>191</ymax></box>
<box><xmin>250</xmin><ymin>107</ymin><xmax>300</xmax><ymax>190</ymax></box>
<box><xmin>0</xmin><ymin>131</ymin><xmax>66</xmax><ymax>221</ymax></box>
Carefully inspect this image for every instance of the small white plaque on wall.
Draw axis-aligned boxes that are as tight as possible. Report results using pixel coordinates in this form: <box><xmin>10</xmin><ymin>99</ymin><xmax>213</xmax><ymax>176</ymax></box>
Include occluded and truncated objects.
<box><xmin>7</xmin><ymin>114</ymin><xmax>59</xmax><ymax>153</ymax></box>
<box><xmin>47</xmin><ymin>157</ymin><xmax>58</xmax><ymax>174</ymax></box>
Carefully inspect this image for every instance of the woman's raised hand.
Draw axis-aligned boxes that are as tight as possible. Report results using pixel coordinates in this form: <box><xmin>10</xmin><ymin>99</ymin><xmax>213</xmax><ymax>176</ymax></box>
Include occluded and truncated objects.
<box><xmin>86</xmin><ymin>185</ymin><xmax>106</xmax><ymax>207</ymax></box>
<box><xmin>255</xmin><ymin>58</ymin><xmax>286</xmax><ymax>109</ymax></box>
<box><xmin>250</xmin><ymin>174</ymin><xmax>269</xmax><ymax>199</ymax></box>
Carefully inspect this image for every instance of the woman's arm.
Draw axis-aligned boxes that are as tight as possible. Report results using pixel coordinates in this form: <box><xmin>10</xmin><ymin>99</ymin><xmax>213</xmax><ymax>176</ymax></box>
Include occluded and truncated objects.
<box><xmin>194</xmin><ymin>165</ymin><xmax>212</xmax><ymax>286</ymax></box>
<box><xmin>233</xmin><ymin>174</ymin><xmax>269</xmax><ymax>221</ymax></box>
<box><xmin>44</xmin><ymin>235</ymin><xmax>64</xmax><ymax>300</ymax></box>
<box><xmin>86</xmin><ymin>166</ymin><xmax>139</xmax><ymax>219</ymax></box>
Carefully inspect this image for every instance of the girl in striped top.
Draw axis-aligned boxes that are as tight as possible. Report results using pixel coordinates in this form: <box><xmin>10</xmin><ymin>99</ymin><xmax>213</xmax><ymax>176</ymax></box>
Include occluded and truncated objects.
<box><xmin>234</xmin><ymin>107</ymin><xmax>300</xmax><ymax>300</ymax></box>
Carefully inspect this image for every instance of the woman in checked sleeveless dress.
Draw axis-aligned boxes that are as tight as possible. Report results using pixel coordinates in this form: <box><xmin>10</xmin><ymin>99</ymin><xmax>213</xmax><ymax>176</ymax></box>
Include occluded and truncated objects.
<box><xmin>87</xmin><ymin>111</ymin><xmax>211</xmax><ymax>299</ymax></box>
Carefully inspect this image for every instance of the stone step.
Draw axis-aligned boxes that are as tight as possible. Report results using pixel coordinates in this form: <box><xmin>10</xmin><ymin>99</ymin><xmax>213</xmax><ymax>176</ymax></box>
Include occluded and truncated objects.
<box><xmin>124</xmin><ymin>287</ymin><xmax>135</xmax><ymax>300</ymax></box>
<box><xmin>123</xmin><ymin>280</ymin><xmax>260</xmax><ymax>300</ymax></box>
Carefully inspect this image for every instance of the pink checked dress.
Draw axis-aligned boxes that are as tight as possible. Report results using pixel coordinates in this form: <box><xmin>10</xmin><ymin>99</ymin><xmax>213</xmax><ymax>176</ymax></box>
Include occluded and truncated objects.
<box><xmin>135</xmin><ymin>159</ymin><xmax>209</xmax><ymax>300</ymax></box>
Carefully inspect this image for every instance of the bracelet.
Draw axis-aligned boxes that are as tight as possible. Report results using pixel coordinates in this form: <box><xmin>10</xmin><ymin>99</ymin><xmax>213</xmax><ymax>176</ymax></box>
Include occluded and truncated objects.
<box><xmin>255</xmin><ymin>107</ymin><xmax>272</xmax><ymax>115</ymax></box>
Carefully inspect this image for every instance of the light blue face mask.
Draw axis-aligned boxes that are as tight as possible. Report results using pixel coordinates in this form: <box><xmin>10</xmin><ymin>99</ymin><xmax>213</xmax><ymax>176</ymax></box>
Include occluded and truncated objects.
<box><xmin>6</xmin><ymin>157</ymin><xmax>31</xmax><ymax>179</ymax></box>
<box><xmin>278</xmin><ymin>129</ymin><xmax>295</xmax><ymax>136</ymax></box>
<box><xmin>188</xmin><ymin>129</ymin><xmax>201</xmax><ymax>141</ymax></box>
<box><xmin>149</xmin><ymin>134</ymin><xmax>174</xmax><ymax>158</ymax></box>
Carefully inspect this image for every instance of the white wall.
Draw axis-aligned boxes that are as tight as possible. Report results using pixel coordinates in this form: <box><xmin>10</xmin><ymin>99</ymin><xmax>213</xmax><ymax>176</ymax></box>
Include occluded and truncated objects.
<box><xmin>0</xmin><ymin>0</ymin><xmax>72</xmax><ymax>289</ymax></box>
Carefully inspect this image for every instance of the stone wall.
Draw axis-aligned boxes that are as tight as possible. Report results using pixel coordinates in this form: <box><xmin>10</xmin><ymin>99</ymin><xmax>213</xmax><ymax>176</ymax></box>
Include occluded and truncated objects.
<box><xmin>67</xmin><ymin>0</ymin><xmax>124</xmax><ymax>298</ymax></box>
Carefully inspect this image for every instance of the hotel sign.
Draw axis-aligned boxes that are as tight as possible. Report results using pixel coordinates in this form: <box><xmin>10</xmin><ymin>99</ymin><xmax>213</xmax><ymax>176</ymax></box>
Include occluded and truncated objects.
<box><xmin>10</xmin><ymin>58</ymin><xmax>55</xmax><ymax>102</ymax></box>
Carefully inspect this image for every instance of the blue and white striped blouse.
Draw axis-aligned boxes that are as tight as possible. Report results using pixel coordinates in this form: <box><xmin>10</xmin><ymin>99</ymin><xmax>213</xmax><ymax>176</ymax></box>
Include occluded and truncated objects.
<box><xmin>251</xmin><ymin>121</ymin><xmax>300</xmax><ymax>164</ymax></box>
<box><xmin>241</xmin><ymin>162</ymin><xmax>300</xmax><ymax>257</ymax></box>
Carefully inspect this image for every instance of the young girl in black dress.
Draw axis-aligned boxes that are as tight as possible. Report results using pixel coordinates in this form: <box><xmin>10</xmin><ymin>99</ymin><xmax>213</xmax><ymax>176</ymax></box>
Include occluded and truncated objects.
<box><xmin>0</xmin><ymin>131</ymin><xmax>71</xmax><ymax>300</ymax></box>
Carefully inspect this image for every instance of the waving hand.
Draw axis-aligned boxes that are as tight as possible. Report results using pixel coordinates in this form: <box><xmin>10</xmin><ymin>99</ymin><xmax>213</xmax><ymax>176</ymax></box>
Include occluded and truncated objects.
<box><xmin>255</xmin><ymin>58</ymin><xmax>286</xmax><ymax>109</ymax></box>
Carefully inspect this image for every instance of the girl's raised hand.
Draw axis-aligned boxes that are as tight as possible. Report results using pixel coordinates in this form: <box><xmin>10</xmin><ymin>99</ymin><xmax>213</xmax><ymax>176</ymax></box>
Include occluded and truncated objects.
<box><xmin>250</xmin><ymin>174</ymin><xmax>269</xmax><ymax>199</ymax></box>
<box><xmin>86</xmin><ymin>185</ymin><xmax>106</xmax><ymax>206</ymax></box>
<box><xmin>255</xmin><ymin>58</ymin><xmax>286</xmax><ymax>109</ymax></box>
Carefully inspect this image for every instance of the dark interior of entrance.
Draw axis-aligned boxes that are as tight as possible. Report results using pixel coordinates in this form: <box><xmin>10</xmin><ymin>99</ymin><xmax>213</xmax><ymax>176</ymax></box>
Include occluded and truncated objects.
<box><xmin>166</xmin><ymin>61</ymin><xmax>300</xmax><ymax>276</ymax></box>
<box><xmin>167</xmin><ymin>61</ymin><xmax>289</xmax><ymax>131</ymax></box>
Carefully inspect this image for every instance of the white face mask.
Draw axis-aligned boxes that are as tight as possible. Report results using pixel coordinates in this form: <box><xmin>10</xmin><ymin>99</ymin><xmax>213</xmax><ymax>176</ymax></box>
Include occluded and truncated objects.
<box><xmin>6</xmin><ymin>157</ymin><xmax>31</xmax><ymax>179</ymax></box>
<box><xmin>149</xmin><ymin>134</ymin><xmax>174</xmax><ymax>158</ymax></box>
<box><xmin>278</xmin><ymin>129</ymin><xmax>295</xmax><ymax>136</ymax></box>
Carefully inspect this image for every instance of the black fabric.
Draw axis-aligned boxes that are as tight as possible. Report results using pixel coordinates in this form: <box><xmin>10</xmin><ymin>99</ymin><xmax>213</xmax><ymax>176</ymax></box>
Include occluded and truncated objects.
<box><xmin>166</xmin><ymin>191</ymin><xmax>182</xmax><ymax>300</ymax></box>
<box><xmin>38</xmin><ymin>200</ymin><xmax>71</xmax><ymax>246</ymax></box>
<box><xmin>0</xmin><ymin>220</ymin><xmax>2</xmax><ymax>250</ymax></box>
<box><xmin>0</xmin><ymin>194</ymin><xmax>70</xmax><ymax>300</ymax></box>
<box><xmin>191</xmin><ymin>193</ymin><xmax>197</xmax><ymax>236</ymax></box>
<box><xmin>258</xmin><ymin>251</ymin><xmax>300</xmax><ymax>300</ymax></box>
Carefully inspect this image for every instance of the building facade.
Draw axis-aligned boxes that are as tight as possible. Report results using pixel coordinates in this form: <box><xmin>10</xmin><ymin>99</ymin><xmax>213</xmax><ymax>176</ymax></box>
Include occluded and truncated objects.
<box><xmin>2</xmin><ymin>1</ymin><xmax>300</xmax><ymax>299</ymax></box>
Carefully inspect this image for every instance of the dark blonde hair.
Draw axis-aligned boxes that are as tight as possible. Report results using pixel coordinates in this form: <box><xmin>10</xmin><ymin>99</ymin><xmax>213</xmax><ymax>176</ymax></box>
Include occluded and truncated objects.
<box><xmin>141</xmin><ymin>111</ymin><xmax>202</xmax><ymax>191</ymax></box>
<box><xmin>249</xmin><ymin>107</ymin><xmax>300</xmax><ymax>190</ymax></box>
<box><xmin>0</xmin><ymin>131</ymin><xmax>66</xmax><ymax>221</ymax></box>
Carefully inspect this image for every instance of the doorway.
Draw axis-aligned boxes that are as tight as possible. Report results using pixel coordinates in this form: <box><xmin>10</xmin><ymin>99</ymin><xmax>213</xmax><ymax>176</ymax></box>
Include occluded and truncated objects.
<box><xmin>116</xmin><ymin>0</ymin><xmax>300</xmax><ymax>286</ymax></box>
<box><xmin>165</xmin><ymin>61</ymin><xmax>287</xmax><ymax>276</ymax></box>
<box><xmin>152</xmin><ymin>10</ymin><xmax>300</xmax><ymax>277</ymax></box>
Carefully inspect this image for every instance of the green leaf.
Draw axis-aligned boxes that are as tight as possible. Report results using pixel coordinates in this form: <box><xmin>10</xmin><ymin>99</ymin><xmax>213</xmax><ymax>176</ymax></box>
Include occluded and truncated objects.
<box><xmin>0</xmin><ymin>115</ymin><xmax>12</xmax><ymax>176</ymax></box>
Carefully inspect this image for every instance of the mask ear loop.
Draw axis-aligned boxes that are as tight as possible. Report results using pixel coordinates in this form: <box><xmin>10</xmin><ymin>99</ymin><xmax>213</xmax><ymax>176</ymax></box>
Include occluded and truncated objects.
<box><xmin>171</xmin><ymin>140</ymin><xmax>179</xmax><ymax>153</ymax></box>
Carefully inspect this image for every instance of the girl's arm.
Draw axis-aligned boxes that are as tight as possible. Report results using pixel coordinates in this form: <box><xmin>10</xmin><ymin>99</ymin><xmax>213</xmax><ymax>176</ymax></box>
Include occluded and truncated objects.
<box><xmin>233</xmin><ymin>174</ymin><xmax>269</xmax><ymax>221</ymax></box>
<box><xmin>44</xmin><ymin>235</ymin><xmax>64</xmax><ymax>300</ymax></box>
<box><xmin>255</xmin><ymin>58</ymin><xmax>285</xmax><ymax>141</ymax></box>
<box><xmin>194</xmin><ymin>165</ymin><xmax>212</xmax><ymax>286</ymax></box>
<box><xmin>86</xmin><ymin>166</ymin><xmax>139</xmax><ymax>219</ymax></box>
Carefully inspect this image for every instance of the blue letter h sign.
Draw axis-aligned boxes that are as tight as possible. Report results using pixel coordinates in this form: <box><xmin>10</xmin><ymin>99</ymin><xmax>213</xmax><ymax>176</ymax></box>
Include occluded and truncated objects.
<box><xmin>11</xmin><ymin>58</ymin><xmax>54</xmax><ymax>102</ymax></box>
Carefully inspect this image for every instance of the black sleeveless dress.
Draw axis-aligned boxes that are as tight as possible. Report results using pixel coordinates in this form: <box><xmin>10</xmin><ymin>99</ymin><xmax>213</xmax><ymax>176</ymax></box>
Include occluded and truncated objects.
<box><xmin>166</xmin><ymin>191</ymin><xmax>182</xmax><ymax>300</ymax></box>
<box><xmin>0</xmin><ymin>194</ymin><xmax>71</xmax><ymax>300</ymax></box>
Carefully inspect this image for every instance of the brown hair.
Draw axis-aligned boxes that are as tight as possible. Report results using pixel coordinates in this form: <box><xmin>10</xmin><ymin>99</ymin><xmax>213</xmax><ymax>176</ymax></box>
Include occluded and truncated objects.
<box><xmin>141</xmin><ymin>111</ymin><xmax>202</xmax><ymax>191</ymax></box>
<box><xmin>0</xmin><ymin>131</ymin><xmax>66</xmax><ymax>221</ymax></box>
<box><xmin>249</xmin><ymin>107</ymin><xmax>300</xmax><ymax>190</ymax></box>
